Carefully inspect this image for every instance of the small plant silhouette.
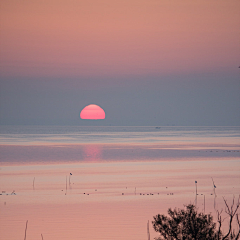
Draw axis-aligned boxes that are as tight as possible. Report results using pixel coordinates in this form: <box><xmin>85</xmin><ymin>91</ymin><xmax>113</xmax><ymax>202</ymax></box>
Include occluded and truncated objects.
<box><xmin>152</xmin><ymin>197</ymin><xmax>240</xmax><ymax>240</ymax></box>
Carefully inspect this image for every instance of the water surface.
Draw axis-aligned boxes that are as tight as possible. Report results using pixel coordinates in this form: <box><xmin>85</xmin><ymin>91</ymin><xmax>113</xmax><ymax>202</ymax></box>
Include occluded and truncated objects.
<box><xmin>0</xmin><ymin>126</ymin><xmax>239</xmax><ymax>240</ymax></box>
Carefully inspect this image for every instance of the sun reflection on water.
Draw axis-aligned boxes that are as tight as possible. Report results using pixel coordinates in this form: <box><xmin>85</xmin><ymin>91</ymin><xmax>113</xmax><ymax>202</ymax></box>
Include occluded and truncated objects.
<box><xmin>82</xmin><ymin>144</ymin><xmax>102</xmax><ymax>161</ymax></box>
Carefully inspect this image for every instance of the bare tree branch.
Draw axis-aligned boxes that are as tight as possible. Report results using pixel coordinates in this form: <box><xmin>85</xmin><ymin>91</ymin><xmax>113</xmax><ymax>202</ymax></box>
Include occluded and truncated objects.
<box><xmin>217</xmin><ymin>209</ymin><xmax>223</xmax><ymax>240</ymax></box>
<box><xmin>235</xmin><ymin>214</ymin><xmax>240</xmax><ymax>240</ymax></box>
<box><xmin>222</xmin><ymin>196</ymin><xmax>240</xmax><ymax>240</ymax></box>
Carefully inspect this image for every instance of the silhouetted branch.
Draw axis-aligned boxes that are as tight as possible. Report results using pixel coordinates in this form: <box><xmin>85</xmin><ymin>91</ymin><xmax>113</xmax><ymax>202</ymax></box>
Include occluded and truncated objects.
<box><xmin>222</xmin><ymin>196</ymin><xmax>240</xmax><ymax>240</ymax></box>
<box><xmin>235</xmin><ymin>214</ymin><xmax>240</xmax><ymax>240</ymax></box>
<box><xmin>24</xmin><ymin>220</ymin><xmax>28</xmax><ymax>240</ymax></box>
<box><xmin>147</xmin><ymin>220</ymin><xmax>150</xmax><ymax>240</ymax></box>
<box><xmin>217</xmin><ymin>209</ymin><xmax>223</xmax><ymax>240</ymax></box>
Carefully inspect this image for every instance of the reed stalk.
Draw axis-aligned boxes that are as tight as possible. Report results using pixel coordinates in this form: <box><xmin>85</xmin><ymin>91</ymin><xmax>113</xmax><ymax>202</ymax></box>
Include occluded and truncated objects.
<box><xmin>24</xmin><ymin>220</ymin><xmax>28</xmax><ymax>240</ymax></box>
<box><xmin>147</xmin><ymin>220</ymin><xmax>150</xmax><ymax>240</ymax></box>
<box><xmin>33</xmin><ymin>177</ymin><xmax>35</xmax><ymax>190</ymax></box>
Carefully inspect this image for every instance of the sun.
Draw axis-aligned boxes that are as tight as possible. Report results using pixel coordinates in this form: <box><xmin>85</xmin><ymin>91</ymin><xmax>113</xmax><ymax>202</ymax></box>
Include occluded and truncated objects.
<box><xmin>80</xmin><ymin>104</ymin><xmax>105</xmax><ymax>120</ymax></box>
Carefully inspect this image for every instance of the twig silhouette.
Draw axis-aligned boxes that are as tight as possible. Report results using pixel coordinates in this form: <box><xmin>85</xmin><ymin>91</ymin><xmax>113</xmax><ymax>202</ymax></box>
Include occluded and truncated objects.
<box><xmin>24</xmin><ymin>220</ymin><xmax>28</xmax><ymax>240</ymax></box>
<box><xmin>147</xmin><ymin>220</ymin><xmax>150</xmax><ymax>240</ymax></box>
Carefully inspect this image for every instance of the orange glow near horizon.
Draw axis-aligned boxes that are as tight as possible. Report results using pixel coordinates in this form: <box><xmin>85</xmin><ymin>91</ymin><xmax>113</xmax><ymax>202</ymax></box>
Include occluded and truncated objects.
<box><xmin>80</xmin><ymin>104</ymin><xmax>105</xmax><ymax>120</ymax></box>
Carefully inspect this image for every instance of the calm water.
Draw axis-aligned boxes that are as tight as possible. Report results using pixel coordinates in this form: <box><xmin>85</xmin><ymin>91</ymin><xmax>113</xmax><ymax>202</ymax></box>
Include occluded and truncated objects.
<box><xmin>1</xmin><ymin>125</ymin><xmax>240</xmax><ymax>145</ymax></box>
<box><xmin>1</xmin><ymin>126</ymin><xmax>239</xmax><ymax>164</ymax></box>
<box><xmin>0</xmin><ymin>126</ymin><xmax>240</xmax><ymax>239</ymax></box>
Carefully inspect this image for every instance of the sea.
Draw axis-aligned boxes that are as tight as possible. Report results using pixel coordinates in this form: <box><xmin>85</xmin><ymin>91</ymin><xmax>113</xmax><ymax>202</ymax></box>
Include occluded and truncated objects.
<box><xmin>0</xmin><ymin>126</ymin><xmax>240</xmax><ymax>240</ymax></box>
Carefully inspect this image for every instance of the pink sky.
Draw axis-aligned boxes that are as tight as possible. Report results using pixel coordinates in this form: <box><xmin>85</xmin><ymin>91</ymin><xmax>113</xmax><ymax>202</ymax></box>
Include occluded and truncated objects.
<box><xmin>1</xmin><ymin>0</ymin><xmax>239</xmax><ymax>78</ymax></box>
<box><xmin>0</xmin><ymin>0</ymin><xmax>239</xmax><ymax>126</ymax></box>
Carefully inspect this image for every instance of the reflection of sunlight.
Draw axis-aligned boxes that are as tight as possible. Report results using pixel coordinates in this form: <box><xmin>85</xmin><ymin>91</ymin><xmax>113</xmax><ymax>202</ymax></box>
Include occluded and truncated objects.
<box><xmin>83</xmin><ymin>145</ymin><xmax>102</xmax><ymax>161</ymax></box>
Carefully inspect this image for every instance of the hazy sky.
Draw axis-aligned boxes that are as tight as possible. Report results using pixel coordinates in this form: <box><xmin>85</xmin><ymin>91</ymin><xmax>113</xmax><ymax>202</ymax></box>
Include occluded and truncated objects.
<box><xmin>0</xmin><ymin>0</ymin><xmax>239</xmax><ymax>126</ymax></box>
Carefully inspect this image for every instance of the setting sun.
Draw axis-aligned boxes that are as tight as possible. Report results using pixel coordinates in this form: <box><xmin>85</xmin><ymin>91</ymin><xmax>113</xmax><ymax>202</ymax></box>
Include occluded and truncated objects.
<box><xmin>80</xmin><ymin>104</ymin><xmax>105</xmax><ymax>120</ymax></box>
